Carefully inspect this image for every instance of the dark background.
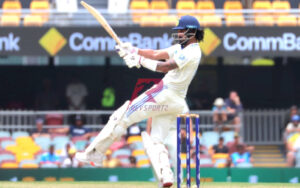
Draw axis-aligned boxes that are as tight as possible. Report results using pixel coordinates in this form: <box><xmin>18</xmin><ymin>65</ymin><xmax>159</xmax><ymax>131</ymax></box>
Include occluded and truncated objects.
<box><xmin>0</xmin><ymin>58</ymin><xmax>299</xmax><ymax>110</ymax></box>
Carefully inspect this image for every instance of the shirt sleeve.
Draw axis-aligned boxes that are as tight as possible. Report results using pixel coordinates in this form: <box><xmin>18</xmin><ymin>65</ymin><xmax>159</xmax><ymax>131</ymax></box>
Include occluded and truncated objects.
<box><xmin>164</xmin><ymin>44</ymin><xmax>180</xmax><ymax>59</ymax></box>
<box><xmin>173</xmin><ymin>50</ymin><xmax>195</xmax><ymax>69</ymax></box>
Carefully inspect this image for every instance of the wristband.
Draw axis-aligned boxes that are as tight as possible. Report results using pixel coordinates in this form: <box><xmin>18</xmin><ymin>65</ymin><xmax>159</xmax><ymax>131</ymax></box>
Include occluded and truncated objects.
<box><xmin>139</xmin><ymin>57</ymin><xmax>158</xmax><ymax>72</ymax></box>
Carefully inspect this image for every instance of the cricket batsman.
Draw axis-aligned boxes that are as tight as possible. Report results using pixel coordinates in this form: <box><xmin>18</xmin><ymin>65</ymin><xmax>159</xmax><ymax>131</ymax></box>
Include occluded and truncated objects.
<box><xmin>76</xmin><ymin>15</ymin><xmax>204</xmax><ymax>187</ymax></box>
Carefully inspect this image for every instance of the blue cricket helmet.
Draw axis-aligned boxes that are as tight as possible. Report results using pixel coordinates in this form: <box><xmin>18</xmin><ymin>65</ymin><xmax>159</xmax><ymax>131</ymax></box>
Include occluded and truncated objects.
<box><xmin>173</xmin><ymin>15</ymin><xmax>201</xmax><ymax>30</ymax></box>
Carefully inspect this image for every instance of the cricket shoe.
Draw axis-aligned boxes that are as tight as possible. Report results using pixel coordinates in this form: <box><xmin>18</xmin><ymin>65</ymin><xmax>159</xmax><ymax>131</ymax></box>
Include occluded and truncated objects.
<box><xmin>161</xmin><ymin>168</ymin><xmax>174</xmax><ymax>187</ymax></box>
<box><xmin>75</xmin><ymin>150</ymin><xmax>104</xmax><ymax>167</ymax></box>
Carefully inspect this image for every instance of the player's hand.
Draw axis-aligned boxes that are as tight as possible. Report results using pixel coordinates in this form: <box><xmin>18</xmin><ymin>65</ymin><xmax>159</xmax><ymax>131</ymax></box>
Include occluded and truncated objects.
<box><xmin>124</xmin><ymin>54</ymin><xmax>142</xmax><ymax>69</ymax></box>
<box><xmin>115</xmin><ymin>44</ymin><xmax>127</xmax><ymax>58</ymax></box>
<box><xmin>120</xmin><ymin>42</ymin><xmax>138</xmax><ymax>55</ymax></box>
<box><xmin>115</xmin><ymin>42</ymin><xmax>138</xmax><ymax>57</ymax></box>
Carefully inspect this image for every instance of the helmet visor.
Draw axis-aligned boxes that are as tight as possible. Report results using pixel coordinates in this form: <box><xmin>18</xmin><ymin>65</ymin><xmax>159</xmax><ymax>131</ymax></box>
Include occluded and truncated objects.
<box><xmin>172</xmin><ymin>29</ymin><xmax>196</xmax><ymax>45</ymax></box>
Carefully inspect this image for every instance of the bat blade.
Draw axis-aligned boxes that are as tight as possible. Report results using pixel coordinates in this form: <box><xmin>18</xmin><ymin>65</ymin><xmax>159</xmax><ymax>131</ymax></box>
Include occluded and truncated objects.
<box><xmin>80</xmin><ymin>1</ymin><xmax>122</xmax><ymax>45</ymax></box>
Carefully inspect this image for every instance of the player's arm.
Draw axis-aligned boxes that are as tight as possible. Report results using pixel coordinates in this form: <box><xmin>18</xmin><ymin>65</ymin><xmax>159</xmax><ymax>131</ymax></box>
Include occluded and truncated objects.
<box><xmin>115</xmin><ymin>42</ymin><xmax>170</xmax><ymax>60</ymax></box>
<box><xmin>124</xmin><ymin>54</ymin><xmax>178</xmax><ymax>73</ymax></box>
<box><xmin>156</xmin><ymin>59</ymin><xmax>178</xmax><ymax>73</ymax></box>
<box><xmin>138</xmin><ymin>49</ymin><xmax>169</xmax><ymax>60</ymax></box>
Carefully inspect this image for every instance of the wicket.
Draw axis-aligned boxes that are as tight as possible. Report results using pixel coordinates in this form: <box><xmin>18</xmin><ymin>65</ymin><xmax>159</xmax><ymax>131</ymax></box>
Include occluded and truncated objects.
<box><xmin>177</xmin><ymin>114</ymin><xmax>200</xmax><ymax>188</ymax></box>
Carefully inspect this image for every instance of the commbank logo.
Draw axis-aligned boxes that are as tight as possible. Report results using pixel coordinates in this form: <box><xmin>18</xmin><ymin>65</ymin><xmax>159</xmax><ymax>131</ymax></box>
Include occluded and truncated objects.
<box><xmin>39</xmin><ymin>28</ymin><xmax>67</xmax><ymax>56</ymax></box>
<box><xmin>223</xmin><ymin>32</ymin><xmax>300</xmax><ymax>52</ymax></box>
<box><xmin>199</xmin><ymin>28</ymin><xmax>221</xmax><ymax>56</ymax></box>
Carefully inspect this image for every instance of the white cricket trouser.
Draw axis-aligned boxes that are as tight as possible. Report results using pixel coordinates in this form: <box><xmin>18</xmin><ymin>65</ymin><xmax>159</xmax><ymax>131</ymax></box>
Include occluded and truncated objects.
<box><xmin>122</xmin><ymin>81</ymin><xmax>189</xmax><ymax>184</ymax></box>
<box><xmin>123</xmin><ymin>81</ymin><xmax>186</xmax><ymax>143</ymax></box>
<box><xmin>123</xmin><ymin>81</ymin><xmax>187</xmax><ymax>182</ymax></box>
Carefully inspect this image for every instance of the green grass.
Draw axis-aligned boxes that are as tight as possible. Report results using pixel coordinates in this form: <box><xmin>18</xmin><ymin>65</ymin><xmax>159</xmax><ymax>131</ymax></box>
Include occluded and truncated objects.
<box><xmin>0</xmin><ymin>182</ymin><xmax>299</xmax><ymax>188</ymax></box>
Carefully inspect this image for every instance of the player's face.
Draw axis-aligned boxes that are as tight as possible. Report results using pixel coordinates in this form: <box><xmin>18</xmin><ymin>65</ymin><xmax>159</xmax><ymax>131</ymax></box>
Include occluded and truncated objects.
<box><xmin>177</xmin><ymin>29</ymin><xmax>186</xmax><ymax>37</ymax></box>
<box><xmin>172</xmin><ymin>29</ymin><xmax>189</xmax><ymax>45</ymax></box>
<box><xmin>177</xmin><ymin>29</ymin><xmax>188</xmax><ymax>44</ymax></box>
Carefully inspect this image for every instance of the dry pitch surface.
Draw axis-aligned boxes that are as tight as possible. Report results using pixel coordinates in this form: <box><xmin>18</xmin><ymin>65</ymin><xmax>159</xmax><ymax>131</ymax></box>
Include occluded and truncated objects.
<box><xmin>0</xmin><ymin>182</ymin><xmax>299</xmax><ymax>188</ymax></box>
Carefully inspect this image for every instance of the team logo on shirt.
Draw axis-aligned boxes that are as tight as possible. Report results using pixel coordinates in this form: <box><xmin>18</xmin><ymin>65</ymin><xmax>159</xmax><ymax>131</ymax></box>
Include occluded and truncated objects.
<box><xmin>179</xmin><ymin>54</ymin><xmax>186</xmax><ymax>61</ymax></box>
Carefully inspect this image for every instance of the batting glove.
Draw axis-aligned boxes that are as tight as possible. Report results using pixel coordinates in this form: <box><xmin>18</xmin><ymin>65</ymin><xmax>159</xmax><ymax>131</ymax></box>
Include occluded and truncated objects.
<box><xmin>115</xmin><ymin>45</ymin><xmax>127</xmax><ymax>58</ymax></box>
<box><xmin>123</xmin><ymin>54</ymin><xmax>142</xmax><ymax>69</ymax></box>
<box><xmin>120</xmin><ymin>42</ymin><xmax>138</xmax><ymax>55</ymax></box>
<box><xmin>115</xmin><ymin>42</ymin><xmax>138</xmax><ymax>58</ymax></box>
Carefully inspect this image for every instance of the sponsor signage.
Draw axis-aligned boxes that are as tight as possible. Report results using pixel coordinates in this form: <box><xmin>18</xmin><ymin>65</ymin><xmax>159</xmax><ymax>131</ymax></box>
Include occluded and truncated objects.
<box><xmin>206</xmin><ymin>27</ymin><xmax>300</xmax><ymax>56</ymax></box>
<box><xmin>0</xmin><ymin>27</ymin><xmax>173</xmax><ymax>56</ymax></box>
<box><xmin>0</xmin><ymin>27</ymin><xmax>300</xmax><ymax>57</ymax></box>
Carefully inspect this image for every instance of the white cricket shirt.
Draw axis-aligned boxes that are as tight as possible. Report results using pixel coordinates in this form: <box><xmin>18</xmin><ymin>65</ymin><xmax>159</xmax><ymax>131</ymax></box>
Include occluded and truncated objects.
<box><xmin>163</xmin><ymin>43</ymin><xmax>201</xmax><ymax>98</ymax></box>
